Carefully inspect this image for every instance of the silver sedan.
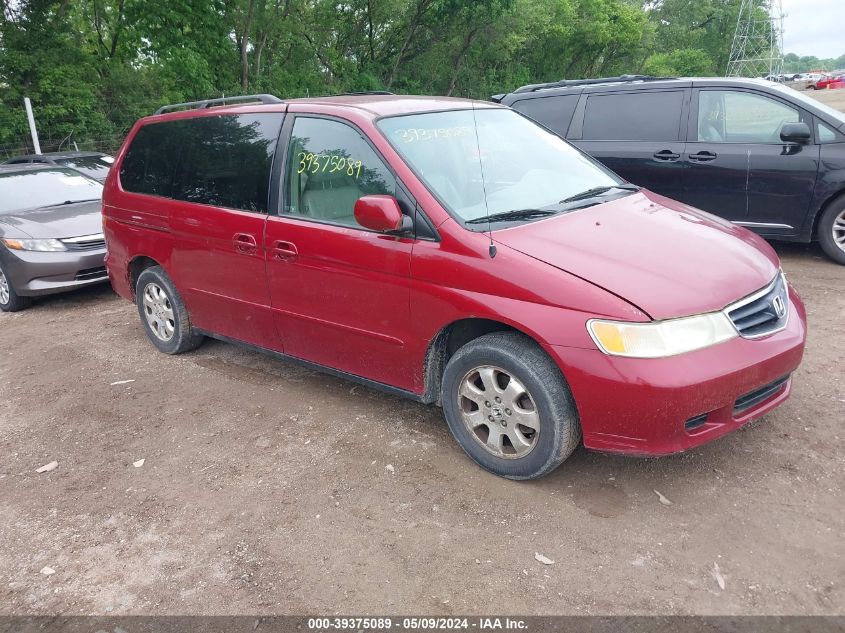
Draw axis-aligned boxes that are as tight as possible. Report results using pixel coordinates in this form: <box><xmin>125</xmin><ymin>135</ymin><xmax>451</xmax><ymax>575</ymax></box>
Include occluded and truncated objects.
<box><xmin>0</xmin><ymin>165</ymin><xmax>108</xmax><ymax>311</ymax></box>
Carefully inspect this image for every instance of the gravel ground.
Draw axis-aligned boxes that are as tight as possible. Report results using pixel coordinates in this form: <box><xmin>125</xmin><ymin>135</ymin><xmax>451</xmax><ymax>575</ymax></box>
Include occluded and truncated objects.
<box><xmin>800</xmin><ymin>85</ymin><xmax>845</xmax><ymax>111</ymax></box>
<box><xmin>1</xmin><ymin>90</ymin><xmax>844</xmax><ymax>616</ymax></box>
<box><xmin>0</xmin><ymin>242</ymin><xmax>842</xmax><ymax>616</ymax></box>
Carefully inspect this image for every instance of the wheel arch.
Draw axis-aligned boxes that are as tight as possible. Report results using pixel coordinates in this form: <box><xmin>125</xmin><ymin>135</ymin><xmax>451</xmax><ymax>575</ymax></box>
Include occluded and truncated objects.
<box><xmin>128</xmin><ymin>255</ymin><xmax>163</xmax><ymax>298</ymax></box>
<box><xmin>810</xmin><ymin>187</ymin><xmax>845</xmax><ymax>241</ymax></box>
<box><xmin>421</xmin><ymin>317</ymin><xmax>556</xmax><ymax>405</ymax></box>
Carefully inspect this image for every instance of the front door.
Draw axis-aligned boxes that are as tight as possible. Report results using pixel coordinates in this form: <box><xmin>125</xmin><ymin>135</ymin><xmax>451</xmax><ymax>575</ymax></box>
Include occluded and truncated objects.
<box><xmin>684</xmin><ymin>89</ymin><xmax>820</xmax><ymax>232</ymax></box>
<box><xmin>264</xmin><ymin>115</ymin><xmax>416</xmax><ymax>390</ymax></box>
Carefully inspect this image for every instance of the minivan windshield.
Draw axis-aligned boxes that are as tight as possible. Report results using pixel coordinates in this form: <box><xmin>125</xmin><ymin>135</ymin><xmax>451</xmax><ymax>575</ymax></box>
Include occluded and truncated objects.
<box><xmin>0</xmin><ymin>168</ymin><xmax>102</xmax><ymax>214</ymax></box>
<box><xmin>377</xmin><ymin>108</ymin><xmax>624</xmax><ymax>224</ymax></box>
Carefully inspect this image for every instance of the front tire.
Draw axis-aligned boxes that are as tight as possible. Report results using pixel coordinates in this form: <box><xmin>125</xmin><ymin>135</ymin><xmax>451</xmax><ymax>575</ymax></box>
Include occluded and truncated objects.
<box><xmin>135</xmin><ymin>266</ymin><xmax>204</xmax><ymax>354</ymax></box>
<box><xmin>441</xmin><ymin>331</ymin><xmax>581</xmax><ymax>480</ymax></box>
<box><xmin>817</xmin><ymin>197</ymin><xmax>845</xmax><ymax>265</ymax></box>
<box><xmin>0</xmin><ymin>261</ymin><xmax>32</xmax><ymax>312</ymax></box>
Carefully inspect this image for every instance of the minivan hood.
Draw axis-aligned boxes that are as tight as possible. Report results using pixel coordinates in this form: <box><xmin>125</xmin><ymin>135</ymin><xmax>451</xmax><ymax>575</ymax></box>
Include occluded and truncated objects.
<box><xmin>493</xmin><ymin>190</ymin><xmax>780</xmax><ymax>320</ymax></box>
<box><xmin>0</xmin><ymin>200</ymin><xmax>103</xmax><ymax>239</ymax></box>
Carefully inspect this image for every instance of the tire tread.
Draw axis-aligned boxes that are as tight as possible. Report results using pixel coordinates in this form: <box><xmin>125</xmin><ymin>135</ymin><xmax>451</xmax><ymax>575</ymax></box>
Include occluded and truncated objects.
<box><xmin>442</xmin><ymin>331</ymin><xmax>581</xmax><ymax>480</ymax></box>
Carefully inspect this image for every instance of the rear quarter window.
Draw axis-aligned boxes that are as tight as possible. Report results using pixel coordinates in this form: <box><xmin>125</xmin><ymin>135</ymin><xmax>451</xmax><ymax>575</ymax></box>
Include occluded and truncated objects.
<box><xmin>511</xmin><ymin>94</ymin><xmax>579</xmax><ymax>137</ymax></box>
<box><xmin>581</xmin><ymin>91</ymin><xmax>685</xmax><ymax>142</ymax></box>
<box><xmin>119</xmin><ymin>113</ymin><xmax>284</xmax><ymax>213</ymax></box>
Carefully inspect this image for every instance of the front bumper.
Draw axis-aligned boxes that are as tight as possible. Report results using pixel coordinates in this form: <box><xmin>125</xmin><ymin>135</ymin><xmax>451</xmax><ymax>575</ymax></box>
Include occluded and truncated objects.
<box><xmin>2</xmin><ymin>247</ymin><xmax>109</xmax><ymax>297</ymax></box>
<box><xmin>551</xmin><ymin>286</ymin><xmax>807</xmax><ymax>456</ymax></box>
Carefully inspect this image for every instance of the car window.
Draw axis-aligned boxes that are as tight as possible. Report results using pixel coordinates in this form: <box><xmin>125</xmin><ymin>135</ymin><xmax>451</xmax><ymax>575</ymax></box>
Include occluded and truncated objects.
<box><xmin>284</xmin><ymin>117</ymin><xmax>396</xmax><ymax>228</ymax></box>
<box><xmin>511</xmin><ymin>95</ymin><xmax>579</xmax><ymax>137</ymax></box>
<box><xmin>581</xmin><ymin>91</ymin><xmax>684</xmax><ymax>141</ymax></box>
<box><xmin>120</xmin><ymin>113</ymin><xmax>283</xmax><ymax>213</ymax></box>
<box><xmin>697</xmin><ymin>90</ymin><xmax>800</xmax><ymax>144</ymax></box>
<box><xmin>818</xmin><ymin>121</ymin><xmax>839</xmax><ymax>144</ymax></box>
<box><xmin>0</xmin><ymin>168</ymin><xmax>103</xmax><ymax>214</ymax></box>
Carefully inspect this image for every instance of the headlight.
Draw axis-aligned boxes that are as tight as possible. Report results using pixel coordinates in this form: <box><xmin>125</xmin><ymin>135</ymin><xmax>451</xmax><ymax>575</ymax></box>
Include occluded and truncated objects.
<box><xmin>2</xmin><ymin>238</ymin><xmax>67</xmax><ymax>252</ymax></box>
<box><xmin>588</xmin><ymin>312</ymin><xmax>737</xmax><ymax>358</ymax></box>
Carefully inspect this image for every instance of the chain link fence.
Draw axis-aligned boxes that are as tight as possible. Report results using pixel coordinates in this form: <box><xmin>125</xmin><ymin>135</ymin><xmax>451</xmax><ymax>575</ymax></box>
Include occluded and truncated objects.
<box><xmin>0</xmin><ymin>133</ymin><xmax>129</xmax><ymax>161</ymax></box>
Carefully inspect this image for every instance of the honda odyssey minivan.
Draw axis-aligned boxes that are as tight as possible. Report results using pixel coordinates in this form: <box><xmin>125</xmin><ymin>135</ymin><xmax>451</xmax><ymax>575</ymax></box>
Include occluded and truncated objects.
<box><xmin>103</xmin><ymin>93</ymin><xmax>807</xmax><ymax>479</ymax></box>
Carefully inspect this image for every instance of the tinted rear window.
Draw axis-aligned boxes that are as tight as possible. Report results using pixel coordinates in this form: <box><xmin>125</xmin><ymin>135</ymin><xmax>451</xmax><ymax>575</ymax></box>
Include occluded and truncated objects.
<box><xmin>120</xmin><ymin>113</ymin><xmax>283</xmax><ymax>212</ymax></box>
<box><xmin>581</xmin><ymin>91</ymin><xmax>684</xmax><ymax>141</ymax></box>
<box><xmin>511</xmin><ymin>95</ymin><xmax>579</xmax><ymax>136</ymax></box>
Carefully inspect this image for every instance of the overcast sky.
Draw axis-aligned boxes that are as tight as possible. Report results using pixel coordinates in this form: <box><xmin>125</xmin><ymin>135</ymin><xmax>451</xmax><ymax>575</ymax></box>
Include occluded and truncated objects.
<box><xmin>781</xmin><ymin>0</ymin><xmax>845</xmax><ymax>58</ymax></box>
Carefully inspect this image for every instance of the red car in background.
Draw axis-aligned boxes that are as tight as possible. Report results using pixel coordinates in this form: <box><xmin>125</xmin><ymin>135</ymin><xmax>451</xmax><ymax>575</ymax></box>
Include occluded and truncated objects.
<box><xmin>811</xmin><ymin>74</ymin><xmax>845</xmax><ymax>90</ymax></box>
<box><xmin>102</xmin><ymin>94</ymin><xmax>807</xmax><ymax>480</ymax></box>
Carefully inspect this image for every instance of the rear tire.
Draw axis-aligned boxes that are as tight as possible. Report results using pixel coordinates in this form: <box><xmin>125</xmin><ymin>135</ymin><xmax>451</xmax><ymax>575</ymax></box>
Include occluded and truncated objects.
<box><xmin>440</xmin><ymin>331</ymin><xmax>581</xmax><ymax>480</ymax></box>
<box><xmin>0</xmin><ymin>262</ymin><xmax>32</xmax><ymax>312</ymax></box>
<box><xmin>135</xmin><ymin>266</ymin><xmax>204</xmax><ymax>354</ymax></box>
<box><xmin>817</xmin><ymin>197</ymin><xmax>845</xmax><ymax>266</ymax></box>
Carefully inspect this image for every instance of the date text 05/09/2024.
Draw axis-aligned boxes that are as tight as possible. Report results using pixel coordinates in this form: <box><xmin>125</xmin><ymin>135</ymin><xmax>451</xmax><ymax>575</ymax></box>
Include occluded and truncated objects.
<box><xmin>306</xmin><ymin>617</ymin><xmax>528</xmax><ymax>631</ymax></box>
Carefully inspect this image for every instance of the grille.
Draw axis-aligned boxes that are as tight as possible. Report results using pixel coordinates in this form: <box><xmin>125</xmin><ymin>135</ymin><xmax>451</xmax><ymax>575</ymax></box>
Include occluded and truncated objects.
<box><xmin>733</xmin><ymin>375</ymin><xmax>790</xmax><ymax>415</ymax></box>
<box><xmin>61</xmin><ymin>233</ymin><xmax>106</xmax><ymax>251</ymax></box>
<box><xmin>684</xmin><ymin>413</ymin><xmax>709</xmax><ymax>431</ymax></box>
<box><xmin>725</xmin><ymin>274</ymin><xmax>789</xmax><ymax>338</ymax></box>
<box><xmin>75</xmin><ymin>266</ymin><xmax>108</xmax><ymax>281</ymax></box>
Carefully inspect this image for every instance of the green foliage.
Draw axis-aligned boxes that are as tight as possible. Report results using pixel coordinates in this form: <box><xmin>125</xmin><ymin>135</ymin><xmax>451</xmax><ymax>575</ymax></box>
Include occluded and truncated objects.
<box><xmin>0</xmin><ymin>0</ymin><xmax>841</xmax><ymax>155</ymax></box>
<box><xmin>783</xmin><ymin>52</ymin><xmax>845</xmax><ymax>73</ymax></box>
<box><xmin>644</xmin><ymin>49</ymin><xmax>716</xmax><ymax>76</ymax></box>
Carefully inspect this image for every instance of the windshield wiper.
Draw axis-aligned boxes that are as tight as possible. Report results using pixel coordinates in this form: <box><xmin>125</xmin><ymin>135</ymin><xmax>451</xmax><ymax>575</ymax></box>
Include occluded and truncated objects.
<box><xmin>465</xmin><ymin>208</ymin><xmax>558</xmax><ymax>224</ymax></box>
<box><xmin>560</xmin><ymin>183</ymin><xmax>640</xmax><ymax>204</ymax></box>
<box><xmin>41</xmin><ymin>198</ymin><xmax>101</xmax><ymax>208</ymax></box>
<box><xmin>58</xmin><ymin>198</ymin><xmax>100</xmax><ymax>206</ymax></box>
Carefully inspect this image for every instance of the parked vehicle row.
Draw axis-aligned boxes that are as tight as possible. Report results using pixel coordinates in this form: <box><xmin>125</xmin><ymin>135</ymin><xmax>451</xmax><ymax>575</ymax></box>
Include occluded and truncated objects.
<box><xmin>94</xmin><ymin>93</ymin><xmax>806</xmax><ymax>480</ymax></box>
<box><xmin>810</xmin><ymin>74</ymin><xmax>845</xmax><ymax>91</ymax></box>
<box><xmin>494</xmin><ymin>75</ymin><xmax>845</xmax><ymax>264</ymax></box>
<box><xmin>764</xmin><ymin>72</ymin><xmax>834</xmax><ymax>85</ymax></box>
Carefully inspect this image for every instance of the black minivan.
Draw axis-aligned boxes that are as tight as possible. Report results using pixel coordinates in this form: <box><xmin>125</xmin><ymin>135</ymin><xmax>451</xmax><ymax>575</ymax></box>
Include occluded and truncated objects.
<box><xmin>494</xmin><ymin>76</ymin><xmax>845</xmax><ymax>265</ymax></box>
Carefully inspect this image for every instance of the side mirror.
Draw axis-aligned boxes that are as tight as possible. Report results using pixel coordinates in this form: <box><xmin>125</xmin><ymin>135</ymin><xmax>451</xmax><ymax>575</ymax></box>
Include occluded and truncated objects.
<box><xmin>780</xmin><ymin>122</ymin><xmax>811</xmax><ymax>144</ymax></box>
<box><xmin>354</xmin><ymin>195</ymin><xmax>412</xmax><ymax>234</ymax></box>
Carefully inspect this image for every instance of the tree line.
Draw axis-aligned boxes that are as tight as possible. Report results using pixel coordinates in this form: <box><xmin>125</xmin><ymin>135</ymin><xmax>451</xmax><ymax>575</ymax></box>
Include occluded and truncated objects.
<box><xmin>0</xmin><ymin>0</ymin><xmax>831</xmax><ymax>155</ymax></box>
<box><xmin>783</xmin><ymin>52</ymin><xmax>845</xmax><ymax>74</ymax></box>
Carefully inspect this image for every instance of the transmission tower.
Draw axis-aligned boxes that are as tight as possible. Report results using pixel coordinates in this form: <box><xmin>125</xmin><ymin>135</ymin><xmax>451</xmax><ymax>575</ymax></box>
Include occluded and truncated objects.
<box><xmin>727</xmin><ymin>0</ymin><xmax>784</xmax><ymax>78</ymax></box>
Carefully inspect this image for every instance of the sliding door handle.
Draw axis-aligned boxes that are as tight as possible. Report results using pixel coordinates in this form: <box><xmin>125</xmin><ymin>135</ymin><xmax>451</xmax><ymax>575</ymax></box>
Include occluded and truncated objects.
<box><xmin>653</xmin><ymin>150</ymin><xmax>680</xmax><ymax>162</ymax></box>
<box><xmin>233</xmin><ymin>233</ymin><xmax>257</xmax><ymax>255</ymax></box>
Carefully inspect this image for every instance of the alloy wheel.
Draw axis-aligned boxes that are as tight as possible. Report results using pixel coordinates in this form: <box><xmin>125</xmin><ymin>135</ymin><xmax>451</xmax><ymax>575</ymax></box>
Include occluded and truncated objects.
<box><xmin>0</xmin><ymin>270</ymin><xmax>9</xmax><ymax>305</ymax></box>
<box><xmin>142</xmin><ymin>282</ymin><xmax>175</xmax><ymax>341</ymax></box>
<box><xmin>833</xmin><ymin>208</ymin><xmax>845</xmax><ymax>252</ymax></box>
<box><xmin>458</xmin><ymin>365</ymin><xmax>540</xmax><ymax>459</ymax></box>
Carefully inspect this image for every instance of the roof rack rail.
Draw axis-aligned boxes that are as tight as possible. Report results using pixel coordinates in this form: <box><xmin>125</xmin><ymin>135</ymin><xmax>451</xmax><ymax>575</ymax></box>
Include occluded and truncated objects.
<box><xmin>511</xmin><ymin>75</ymin><xmax>676</xmax><ymax>95</ymax></box>
<box><xmin>339</xmin><ymin>91</ymin><xmax>395</xmax><ymax>96</ymax></box>
<box><xmin>154</xmin><ymin>94</ymin><xmax>283</xmax><ymax>115</ymax></box>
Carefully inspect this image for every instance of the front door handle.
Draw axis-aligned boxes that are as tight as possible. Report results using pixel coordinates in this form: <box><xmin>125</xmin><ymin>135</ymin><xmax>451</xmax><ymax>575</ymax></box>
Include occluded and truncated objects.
<box><xmin>653</xmin><ymin>150</ymin><xmax>680</xmax><ymax>162</ymax></box>
<box><xmin>233</xmin><ymin>232</ymin><xmax>257</xmax><ymax>255</ymax></box>
<box><xmin>271</xmin><ymin>240</ymin><xmax>298</xmax><ymax>261</ymax></box>
<box><xmin>689</xmin><ymin>151</ymin><xmax>717</xmax><ymax>163</ymax></box>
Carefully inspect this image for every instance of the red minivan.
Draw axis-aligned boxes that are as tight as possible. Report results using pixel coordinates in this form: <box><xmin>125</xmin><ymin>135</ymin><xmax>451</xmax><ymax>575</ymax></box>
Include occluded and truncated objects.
<box><xmin>103</xmin><ymin>93</ymin><xmax>807</xmax><ymax>479</ymax></box>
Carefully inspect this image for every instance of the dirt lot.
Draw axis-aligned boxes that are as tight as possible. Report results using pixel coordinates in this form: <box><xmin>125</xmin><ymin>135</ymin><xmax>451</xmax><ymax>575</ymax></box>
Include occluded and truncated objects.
<box><xmin>800</xmin><ymin>85</ymin><xmax>845</xmax><ymax>111</ymax></box>
<box><xmin>0</xmin><ymin>242</ymin><xmax>842</xmax><ymax>616</ymax></box>
<box><xmin>2</xmin><ymin>89</ymin><xmax>844</xmax><ymax>617</ymax></box>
